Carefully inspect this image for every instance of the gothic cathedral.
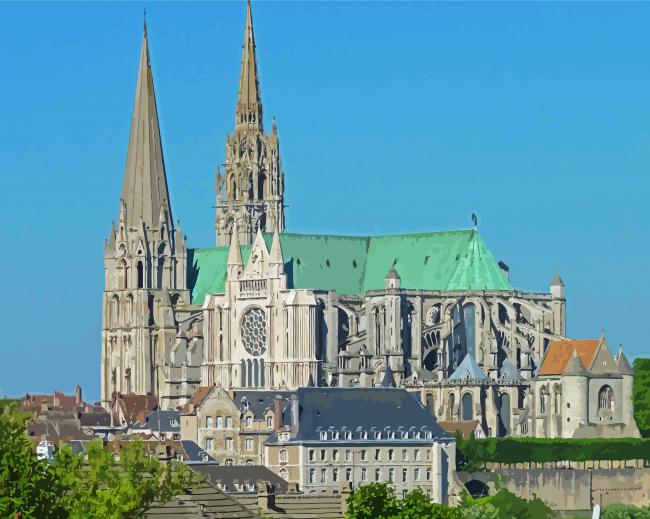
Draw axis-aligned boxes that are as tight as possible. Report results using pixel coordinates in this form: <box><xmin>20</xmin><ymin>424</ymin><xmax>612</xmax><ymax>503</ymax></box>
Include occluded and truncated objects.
<box><xmin>102</xmin><ymin>2</ymin><xmax>638</xmax><ymax>439</ymax></box>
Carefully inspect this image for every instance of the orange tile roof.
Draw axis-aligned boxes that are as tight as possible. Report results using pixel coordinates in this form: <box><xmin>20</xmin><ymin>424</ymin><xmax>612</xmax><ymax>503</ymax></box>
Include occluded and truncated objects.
<box><xmin>538</xmin><ymin>339</ymin><xmax>600</xmax><ymax>375</ymax></box>
<box><xmin>181</xmin><ymin>385</ymin><xmax>214</xmax><ymax>414</ymax></box>
<box><xmin>437</xmin><ymin>420</ymin><xmax>481</xmax><ymax>439</ymax></box>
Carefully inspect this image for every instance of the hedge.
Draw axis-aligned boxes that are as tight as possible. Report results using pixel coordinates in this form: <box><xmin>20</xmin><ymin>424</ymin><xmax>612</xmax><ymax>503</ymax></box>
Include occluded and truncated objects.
<box><xmin>634</xmin><ymin>358</ymin><xmax>650</xmax><ymax>438</ymax></box>
<box><xmin>456</xmin><ymin>436</ymin><xmax>650</xmax><ymax>469</ymax></box>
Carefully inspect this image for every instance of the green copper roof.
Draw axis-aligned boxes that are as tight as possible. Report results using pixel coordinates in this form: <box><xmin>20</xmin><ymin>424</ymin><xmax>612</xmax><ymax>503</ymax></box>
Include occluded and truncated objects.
<box><xmin>188</xmin><ymin>229</ymin><xmax>511</xmax><ymax>305</ymax></box>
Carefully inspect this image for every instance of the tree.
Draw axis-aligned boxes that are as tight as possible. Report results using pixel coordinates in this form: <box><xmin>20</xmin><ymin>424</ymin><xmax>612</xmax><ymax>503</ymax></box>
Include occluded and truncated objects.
<box><xmin>345</xmin><ymin>483</ymin><xmax>400</xmax><ymax>519</ymax></box>
<box><xmin>633</xmin><ymin>358</ymin><xmax>650</xmax><ymax>437</ymax></box>
<box><xmin>0</xmin><ymin>404</ymin><xmax>69</xmax><ymax>518</ymax></box>
<box><xmin>400</xmin><ymin>488</ymin><xmax>461</xmax><ymax>519</ymax></box>
<box><xmin>0</xmin><ymin>405</ymin><xmax>199</xmax><ymax>518</ymax></box>
<box><xmin>461</xmin><ymin>488</ymin><xmax>553</xmax><ymax>519</ymax></box>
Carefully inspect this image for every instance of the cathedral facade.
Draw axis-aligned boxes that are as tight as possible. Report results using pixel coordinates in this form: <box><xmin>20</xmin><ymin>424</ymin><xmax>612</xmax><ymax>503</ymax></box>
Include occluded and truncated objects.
<box><xmin>102</xmin><ymin>2</ymin><xmax>638</xmax><ymax>438</ymax></box>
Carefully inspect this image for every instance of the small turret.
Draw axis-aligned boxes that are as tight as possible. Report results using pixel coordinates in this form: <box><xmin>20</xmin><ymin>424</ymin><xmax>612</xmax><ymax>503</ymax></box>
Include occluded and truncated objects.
<box><xmin>550</xmin><ymin>272</ymin><xmax>565</xmax><ymax>299</ymax></box>
<box><xmin>385</xmin><ymin>266</ymin><xmax>401</xmax><ymax>290</ymax></box>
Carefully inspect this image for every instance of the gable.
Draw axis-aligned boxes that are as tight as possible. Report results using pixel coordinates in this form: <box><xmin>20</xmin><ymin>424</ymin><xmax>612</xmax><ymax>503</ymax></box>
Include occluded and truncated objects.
<box><xmin>538</xmin><ymin>339</ymin><xmax>600</xmax><ymax>376</ymax></box>
<box><xmin>588</xmin><ymin>340</ymin><xmax>620</xmax><ymax>375</ymax></box>
<box><xmin>188</xmin><ymin>229</ymin><xmax>511</xmax><ymax>304</ymax></box>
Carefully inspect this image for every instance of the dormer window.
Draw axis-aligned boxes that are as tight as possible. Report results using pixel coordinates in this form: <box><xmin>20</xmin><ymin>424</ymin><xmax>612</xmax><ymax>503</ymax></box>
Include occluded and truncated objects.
<box><xmin>320</xmin><ymin>431</ymin><xmax>327</xmax><ymax>440</ymax></box>
<box><xmin>279</xmin><ymin>432</ymin><xmax>290</xmax><ymax>442</ymax></box>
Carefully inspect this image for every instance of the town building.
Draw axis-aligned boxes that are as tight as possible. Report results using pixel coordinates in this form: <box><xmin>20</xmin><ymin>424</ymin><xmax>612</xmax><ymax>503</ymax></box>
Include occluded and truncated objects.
<box><xmin>263</xmin><ymin>387</ymin><xmax>458</xmax><ymax>503</ymax></box>
<box><xmin>100</xmin><ymin>1</ymin><xmax>638</xmax><ymax>440</ymax></box>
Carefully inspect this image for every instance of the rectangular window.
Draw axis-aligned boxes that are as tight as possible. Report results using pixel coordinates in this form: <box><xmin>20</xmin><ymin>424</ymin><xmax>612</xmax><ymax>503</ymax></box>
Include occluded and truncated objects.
<box><xmin>333</xmin><ymin>468</ymin><xmax>339</xmax><ymax>482</ymax></box>
<box><xmin>402</xmin><ymin>449</ymin><xmax>408</xmax><ymax>461</ymax></box>
<box><xmin>333</xmin><ymin>449</ymin><xmax>339</xmax><ymax>461</ymax></box>
<box><xmin>320</xmin><ymin>449</ymin><xmax>326</xmax><ymax>461</ymax></box>
<box><xmin>245</xmin><ymin>438</ymin><xmax>253</xmax><ymax>451</ymax></box>
<box><xmin>360</xmin><ymin>450</ymin><xmax>367</xmax><ymax>461</ymax></box>
<box><xmin>414</xmin><ymin>449</ymin><xmax>420</xmax><ymax>461</ymax></box>
<box><xmin>345</xmin><ymin>449</ymin><xmax>351</xmax><ymax>462</ymax></box>
<box><xmin>346</xmin><ymin>468</ymin><xmax>352</xmax><ymax>481</ymax></box>
<box><xmin>308</xmin><ymin>449</ymin><xmax>315</xmax><ymax>462</ymax></box>
<box><xmin>426</xmin><ymin>468</ymin><xmax>431</xmax><ymax>481</ymax></box>
<box><xmin>245</xmin><ymin>416</ymin><xmax>252</xmax><ymax>429</ymax></box>
<box><xmin>375</xmin><ymin>468</ymin><xmax>381</xmax><ymax>481</ymax></box>
<box><xmin>206</xmin><ymin>438</ymin><xmax>213</xmax><ymax>451</ymax></box>
<box><xmin>267</xmin><ymin>416</ymin><xmax>273</xmax><ymax>428</ymax></box>
<box><xmin>309</xmin><ymin>469</ymin><xmax>315</xmax><ymax>484</ymax></box>
<box><xmin>414</xmin><ymin>468</ymin><xmax>420</xmax><ymax>481</ymax></box>
<box><xmin>374</xmin><ymin>449</ymin><xmax>381</xmax><ymax>461</ymax></box>
<box><xmin>361</xmin><ymin>468</ymin><xmax>367</xmax><ymax>481</ymax></box>
<box><xmin>206</xmin><ymin>416</ymin><xmax>212</xmax><ymax>428</ymax></box>
<box><xmin>426</xmin><ymin>449</ymin><xmax>431</xmax><ymax>461</ymax></box>
<box><xmin>320</xmin><ymin>469</ymin><xmax>327</xmax><ymax>483</ymax></box>
<box><xmin>388</xmin><ymin>468</ymin><xmax>394</xmax><ymax>483</ymax></box>
<box><xmin>225</xmin><ymin>438</ymin><xmax>233</xmax><ymax>450</ymax></box>
<box><xmin>225</xmin><ymin>416</ymin><xmax>233</xmax><ymax>428</ymax></box>
<box><xmin>402</xmin><ymin>468</ymin><xmax>407</xmax><ymax>483</ymax></box>
<box><xmin>216</xmin><ymin>416</ymin><xmax>222</xmax><ymax>428</ymax></box>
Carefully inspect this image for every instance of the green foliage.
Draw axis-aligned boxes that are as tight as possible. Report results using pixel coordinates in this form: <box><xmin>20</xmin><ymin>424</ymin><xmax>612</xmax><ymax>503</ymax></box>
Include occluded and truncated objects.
<box><xmin>346</xmin><ymin>482</ymin><xmax>401</xmax><ymax>519</ymax></box>
<box><xmin>633</xmin><ymin>358</ymin><xmax>650</xmax><ymax>438</ymax></box>
<box><xmin>602</xmin><ymin>504</ymin><xmax>650</xmax><ymax>519</ymax></box>
<box><xmin>0</xmin><ymin>405</ymin><xmax>198</xmax><ymax>518</ymax></box>
<box><xmin>345</xmin><ymin>484</ymin><xmax>461</xmax><ymax>519</ymax></box>
<box><xmin>456</xmin><ymin>432</ymin><xmax>486</xmax><ymax>472</ymax></box>
<box><xmin>0</xmin><ymin>403</ymin><xmax>69</xmax><ymax>518</ymax></box>
<box><xmin>456</xmin><ymin>435</ymin><xmax>650</xmax><ymax>468</ymax></box>
<box><xmin>457</xmin><ymin>487</ymin><xmax>553</xmax><ymax>519</ymax></box>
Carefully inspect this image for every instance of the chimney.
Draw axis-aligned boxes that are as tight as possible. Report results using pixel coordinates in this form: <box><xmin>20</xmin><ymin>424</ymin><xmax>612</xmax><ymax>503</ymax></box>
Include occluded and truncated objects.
<box><xmin>53</xmin><ymin>391</ymin><xmax>60</xmax><ymax>408</ymax></box>
<box><xmin>274</xmin><ymin>395</ymin><xmax>283</xmax><ymax>432</ymax></box>
<box><xmin>75</xmin><ymin>385</ymin><xmax>82</xmax><ymax>405</ymax></box>
<box><xmin>257</xmin><ymin>482</ymin><xmax>275</xmax><ymax>512</ymax></box>
<box><xmin>290</xmin><ymin>394</ymin><xmax>299</xmax><ymax>438</ymax></box>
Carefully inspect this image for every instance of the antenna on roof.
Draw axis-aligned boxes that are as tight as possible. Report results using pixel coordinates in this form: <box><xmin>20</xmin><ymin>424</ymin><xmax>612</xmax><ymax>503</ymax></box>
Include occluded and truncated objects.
<box><xmin>471</xmin><ymin>212</ymin><xmax>478</xmax><ymax>230</ymax></box>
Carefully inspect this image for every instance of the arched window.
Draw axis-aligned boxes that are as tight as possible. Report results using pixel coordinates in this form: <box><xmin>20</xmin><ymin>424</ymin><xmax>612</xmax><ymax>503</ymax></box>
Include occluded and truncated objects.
<box><xmin>253</xmin><ymin>359</ymin><xmax>259</xmax><ymax>388</ymax></box>
<box><xmin>461</xmin><ymin>393</ymin><xmax>473</xmax><ymax>421</ymax></box>
<box><xmin>120</xmin><ymin>260</ymin><xmax>129</xmax><ymax>289</ymax></box>
<box><xmin>156</xmin><ymin>258</ymin><xmax>164</xmax><ymax>289</ymax></box>
<box><xmin>260</xmin><ymin>359</ymin><xmax>265</xmax><ymax>387</ymax></box>
<box><xmin>111</xmin><ymin>295</ymin><xmax>120</xmax><ymax>325</ymax></box>
<box><xmin>447</xmin><ymin>393</ymin><xmax>455</xmax><ymax>420</ymax></box>
<box><xmin>426</xmin><ymin>393</ymin><xmax>435</xmax><ymax>415</ymax></box>
<box><xmin>258</xmin><ymin>174</ymin><xmax>266</xmax><ymax>199</ymax></box>
<box><xmin>247</xmin><ymin>359</ymin><xmax>253</xmax><ymax>387</ymax></box>
<box><xmin>137</xmin><ymin>261</ymin><xmax>144</xmax><ymax>288</ymax></box>
<box><xmin>279</xmin><ymin>449</ymin><xmax>288</xmax><ymax>462</ymax></box>
<box><xmin>540</xmin><ymin>388</ymin><xmax>548</xmax><ymax>414</ymax></box>
<box><xmin>241</xmin><ymin>359</ymin><xmax>246</xmax><ymax>387</ymax></box>
<box><xmin>598</xmin><ymin>385</ymin><xmax>614</xmax><ymax>411</ymax></box>
<box><xmin>553</xmin><ymin>387</ymin><xmax>562</xmax><ymax>415</ymax></box>
<box><xmin>279</xmin><ymin>468</ymin><xmax>288</xmax><ymax>480</ymax></box>
<box><xmin>125</xmin><ymin>294</ymin><xmax>133</xmax><ymax>324</ymax></box>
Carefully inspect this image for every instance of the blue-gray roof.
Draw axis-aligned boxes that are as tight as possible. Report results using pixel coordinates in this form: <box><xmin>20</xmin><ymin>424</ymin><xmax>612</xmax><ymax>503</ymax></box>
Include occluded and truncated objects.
<box><xmin>180</xmin><ymin>440</ymin><xmax>215</xmax><ymax>462</ymax></box>
<box><xmin>271</xmin><ymin>387</ymin><xmax>449</xmax><ymax>444</ymax></box>
<box><xmin>233</xmin><ymin>391</ymin><xmax>291</xmax><ymax>419</ymax></box>
<box><xmin>449</xmin><ymin>354</ymin><xmax>488</xmax><ymax>381</ymax></box>
<box><xmin>499</xmin><ymin>359</ymin><xmax>522</xmax><ymax>380</ymax></box>
<box><xmin>132</xmin><ymin>410</ymin><xmax>181</xmax><ymax>432</ymax></box>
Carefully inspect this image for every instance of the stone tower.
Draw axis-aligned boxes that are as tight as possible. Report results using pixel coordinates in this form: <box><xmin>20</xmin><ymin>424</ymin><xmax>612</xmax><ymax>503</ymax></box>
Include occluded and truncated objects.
<box><xmin>215</xmin><ymin>0</ymin><xmax>284</xmax><ymax>246</ymax></box>
<box><xmin>101</xmin><ymin>24</ymin><xmax>189</xmax><ymax>407</ymax></box>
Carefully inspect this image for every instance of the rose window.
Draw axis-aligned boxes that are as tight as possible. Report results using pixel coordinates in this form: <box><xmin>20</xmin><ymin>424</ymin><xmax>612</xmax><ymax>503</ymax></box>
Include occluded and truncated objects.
<box><xmin>241</xmin><ymin>307</ymin><xmax>267</xmax><ymax>356</ymax></box>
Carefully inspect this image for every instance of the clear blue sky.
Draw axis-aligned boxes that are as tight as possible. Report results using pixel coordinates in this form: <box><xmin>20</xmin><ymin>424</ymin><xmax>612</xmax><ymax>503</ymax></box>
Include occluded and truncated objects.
<box><xmin>1</xmin><ymin>2</ymin><xmax>649</xmax><ymax>401</ymax></box>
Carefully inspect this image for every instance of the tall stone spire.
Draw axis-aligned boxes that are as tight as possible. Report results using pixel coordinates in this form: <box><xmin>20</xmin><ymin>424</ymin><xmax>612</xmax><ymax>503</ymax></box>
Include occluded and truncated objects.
<box><xmin>120</xmin><ymin>23</ymin><xmax>172</xmax><ymax>228</ymax></box>
<box><xmin>216</xmin><ymin>0</ymin><xmax>285</xmax><ymax>247</ymax></box>
<box><xmin>236</xmin><ymin>0</ymin><xmax>262</xmax><ymax>130</ymax></box>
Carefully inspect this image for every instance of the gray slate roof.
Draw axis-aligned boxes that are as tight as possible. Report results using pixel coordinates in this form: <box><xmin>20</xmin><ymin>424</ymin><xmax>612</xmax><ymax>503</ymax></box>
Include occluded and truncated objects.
<box><xmin>449</xmin><ymin>353</ymin><xmax>488</xmax><ymax>381</ymax></box>
<box><xmin>180</xmin><ymin>440</ymin><xmax>215</xmax><ymax>462</ymax></box>
<box><xmin>189</xmin><ymin>464</ymin><xmax>289</xmax><ymax>493</ymax></box>
<box><xmin>233</xmin><ymin>391</ymin><xmax>291</xmax><ymax>418</ymax></box>
<box><xmin>132</xmin><ymin>410</ymin><xmax>181</xmax><ymax>432</ymax></box>
<box><xmin>275</xmin><ymin>387</ymin><xmax>449</xmax><ymax>443</ymax></box>
<box><xmin>499</xmin><ymin>359</ymin><xmax>522</xmax><ymax>380</ymax></box>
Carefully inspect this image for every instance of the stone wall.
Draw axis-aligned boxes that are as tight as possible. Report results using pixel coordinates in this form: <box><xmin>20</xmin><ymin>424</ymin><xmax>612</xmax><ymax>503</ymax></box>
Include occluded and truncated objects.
<box><xmin>459</xmin><ymin>468</ymin><xmax>650</xmax><ymax>511</ymax></box>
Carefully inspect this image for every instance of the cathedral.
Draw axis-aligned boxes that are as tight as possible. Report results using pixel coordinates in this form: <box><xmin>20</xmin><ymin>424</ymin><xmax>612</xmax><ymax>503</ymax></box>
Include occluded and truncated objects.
<box><xmin>101</xmin><ymin>2</ymin><xmax>638</xmax><ymax>439</ymax></box>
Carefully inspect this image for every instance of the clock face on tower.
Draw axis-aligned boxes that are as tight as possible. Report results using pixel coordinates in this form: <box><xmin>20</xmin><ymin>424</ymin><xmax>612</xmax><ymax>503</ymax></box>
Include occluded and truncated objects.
<box><xmin>241</xmin><ymin>307</ymin><xmax>267</xmax><ymax>356</ymax></box>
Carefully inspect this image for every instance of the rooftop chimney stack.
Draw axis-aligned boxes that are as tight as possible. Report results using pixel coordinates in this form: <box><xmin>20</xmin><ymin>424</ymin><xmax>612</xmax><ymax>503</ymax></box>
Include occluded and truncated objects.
<box><xmin>274</xmin><ymin>395</ymin><xmax>283</xmax><ymax>432</ymax></box>
<box><xmin>75</xmin><ymin>385</ymin><xmax>82</xmax><ymax>405</ymax></box>
<box><xmin>290</xmin><ymin>394</ymin><xmax>299</xmax><ymax>438</ymax></box>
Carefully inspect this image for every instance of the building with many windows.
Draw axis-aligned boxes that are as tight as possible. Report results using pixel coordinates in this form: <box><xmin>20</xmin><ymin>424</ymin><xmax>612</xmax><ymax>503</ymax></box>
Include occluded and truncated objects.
<box><xmin>264</xmin><ymin>387</ymin><xmax>459</xmax><ymax>504</ymax></box>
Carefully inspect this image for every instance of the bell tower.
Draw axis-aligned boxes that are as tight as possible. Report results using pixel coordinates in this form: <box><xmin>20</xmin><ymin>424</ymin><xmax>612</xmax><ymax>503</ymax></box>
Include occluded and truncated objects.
<box><xmin>215</xmin><ymin>0</ymin><xmax>285</xmax><ymax>246</ymax></box>
<box><xmin>101</xmin><ymin>24</ymin><xmax>189</xmax><ymax>408</ymax></box>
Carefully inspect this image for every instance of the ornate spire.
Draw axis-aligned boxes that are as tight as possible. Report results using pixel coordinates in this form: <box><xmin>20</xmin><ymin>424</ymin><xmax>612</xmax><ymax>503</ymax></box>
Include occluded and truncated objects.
<box><xmin>120</xmin><ymin>24</ymin><xmax>172</xmax><ymax>228</ymax></box>
<box><xmin>228</xmin><ymin>222</ymin><xmax>243</xmax><ymax>266</ymax></box>
<box><xmin>236</xmin><ymin>0</ymin><xmax>262</xmax><ymax>130</ymax></box>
